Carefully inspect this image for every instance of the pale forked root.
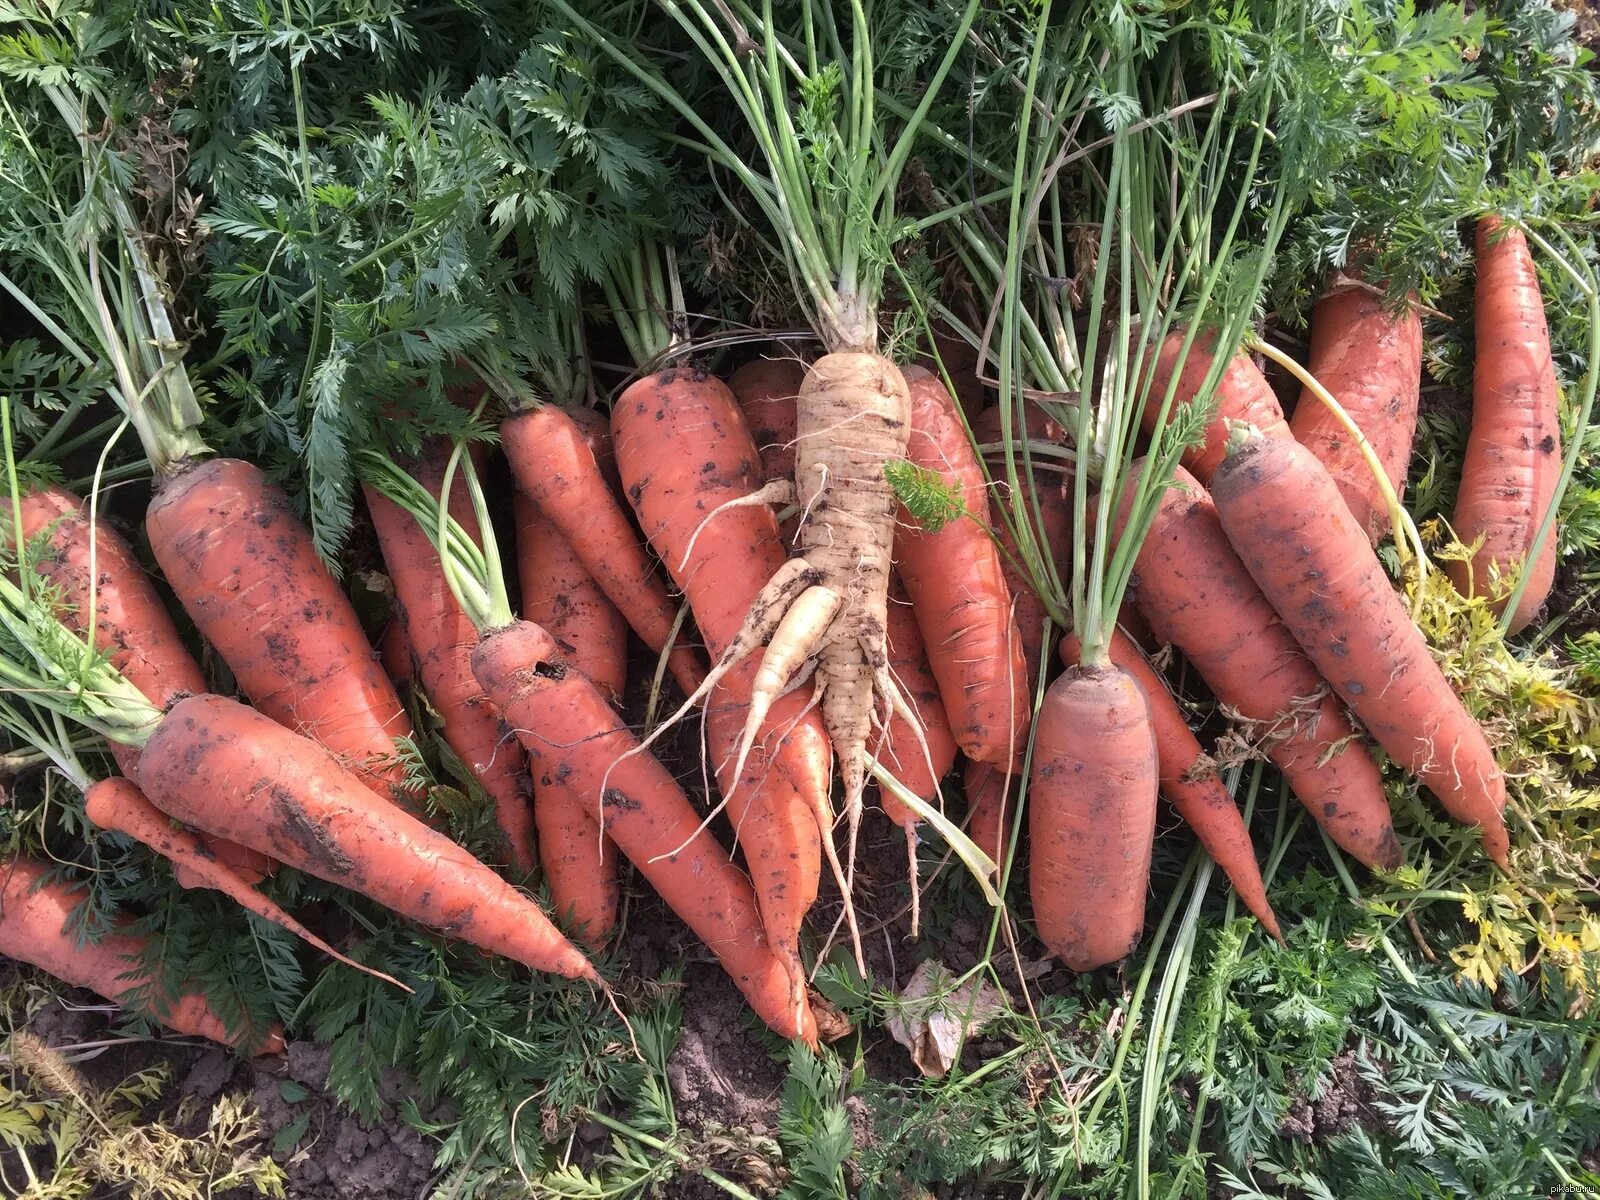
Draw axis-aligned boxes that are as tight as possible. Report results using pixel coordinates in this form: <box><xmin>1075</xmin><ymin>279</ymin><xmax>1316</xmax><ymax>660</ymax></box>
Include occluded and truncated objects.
<box><xmin>730</xmin><ymin>584</ymin><xmax>844</xmax><ymax>783</ymax></box>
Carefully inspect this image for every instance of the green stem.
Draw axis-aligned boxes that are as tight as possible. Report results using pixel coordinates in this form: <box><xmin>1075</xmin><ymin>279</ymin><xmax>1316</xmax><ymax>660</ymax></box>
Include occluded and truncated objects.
<box><xmin>580</xmin><ymin>1111</ymin><xmax>762</xmax><ymax>1200</ymax></box>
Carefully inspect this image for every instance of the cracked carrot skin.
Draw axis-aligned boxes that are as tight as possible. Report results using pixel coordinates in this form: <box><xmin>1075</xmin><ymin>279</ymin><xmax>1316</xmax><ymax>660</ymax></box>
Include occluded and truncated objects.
<box><xmin>1212</xmin><ymin>431</ymin><xmax>1509</xmax><ymax>866</ymax></box>
<box><xmin>1140</xmin><ymin>331</ymin><xmax>1291</xmax><ymax>484</ymax></box>
<box><xmin>147</xmin><ymin>458</ymin><xmax>418</xmax><ymax>812</ymax></box>
<box><xmin>610</xmin><ymin>367</ymin><xmax>828</xmax><ymax>975</ymax></box>
<box><xmin>1060</xmin><ymin>632</ymin><xmax>1281</xmax><ymax>940</ymax></box>
<box><xmin>472</xmin><ymin>621</ymin><xmax>818</xmax><ymax>1045</ymax></box>
<box><xmin>1290</xmin><ymin>285</ymin><xmax>1422</xmax><ymax>543</ymax></box>
<box><xmin>501</xmin><ymin>404</ymin><xmax>705</xmax><ymax>697</ymax></box>
<box><xmin>895</xmin><ymin>370</ymin><xmax>1030</xmax><ymax>767</ymax></box>
<box><xmin>1028</xmin><ymin>663</ymin><xmax>1158</xmax><ymax>971</ymax></box>
<box><xmin>17</xmin><ymin>485</ymin><xmax>271</xmax><ymax>882</ymax></box>
<box><xmin>364</xmin><ymin>443</ymin><xmax>535</xmax><ymax>871</ymax></box>
<box><xmin>1115</xmin><ymin>461</ymin><xmax>1402</xmax><ymax>872</ymax></box>
<box><xmin>0</xmin><ymin>854</ymin><xmax>284</xmax><ymax>1054</ymax></box>
<box><xmin>135</xmin><ymin>693</ymin><xmax>599</xmax><ymax>982</ymax></box>
<box><xmin>1448</xmin><ymin>216</ymin><xmax>1563</xmax><ymax>634</ymax></box>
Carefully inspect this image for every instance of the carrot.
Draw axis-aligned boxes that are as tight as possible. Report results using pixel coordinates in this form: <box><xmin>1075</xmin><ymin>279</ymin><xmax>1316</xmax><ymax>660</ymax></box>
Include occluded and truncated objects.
<box><xmin>501</xmin><ymin>405</ymin><xmax>705</xmax><ymax>696</ymax></box>
<box><xmin>1448</xmin><ymin>217</ymin><xmax>1563</xmax><ymax>633</ymax></box>
<box><xmin>611</xmin><ymin>366</ymin><xmax>830</xmax><ymax>977</ymax></box>
<box><xmin>84</xmin><ymin>777</ymin><xmax>406</xmax><ymax>988</ymax></box>
<box><xmin>729</xmin><ymin>356</ymin><xmax>806</xmax><ymax>488</ymax></box>
<box><xmin>962</xmin><ymin>760</ymin><xmax>1014</xmax><ymax>870</ymax></box>
<box><xmin>879</xmin><ymin>580</ymin><xmax>958</xmax><ymax>820</ymax></box>
<box><xmin>363</xmin><ymin>444</ymin><xmax>535</xmax><ymax>871</ymax></box>
<box><xmin>0</xmin><ymin>854</ymin><xmax>284</xmax><ymax>1054</ymax></box>
<box><xmin>895</xmin><ymin>369</ymin><xmax>1030</xmax><ymax>767</ymax></box>
<box><xmin>1212</xmin><ymin>429</ymin><xmax>1509</xmax><ymax>865</ymax></box>
<box><xmin>1028</xmin><ymin>663</ymin><xmax>1158</xmax><ymax>970</ymax></box>
<box><xmin>133</xmin><ymin>693</ymin><xmax>600</xmax><ymax>981</ymax></box>
<box><xmin>1059</xmin><ymin>632</ymin><xmax>1281</xmax><ymax>939</ymax></box>
<box><xmin>1289</xmin><ymin>285</ymin><xmax>1422</xmax><ymax>542</ymax></box>
<box><xmin>1115</xmin><ymin>461</ymin><xmax>1402</xmax><ymax>870</ymax></box>
<box><xmin>471</xmin><ymin>621</ymin><xmax>818</xmax><ymax>1044</ymax></box>
<box><xmin>514</xmin><ymin>474</ymin><xmax>624</xmax><ymax>945</ymax></box>
<box><xmin>971</xmin><ymin>404</ymin><xmax>1072</xmax><ymax>679</ymax></box>
<box><xmin>1141</xmin><ymin>331</ymin><xmax>1291</xmax><ymax>484</ymax></box>
<box><xmin>15</xmin><ymin>485</ymin><xmax>272</xmax><ymax>883</ymax></box>
<box><xmin>146</xmin><ymin>458</ymin><xmax>419</xmax><ymax>812</ymax></box>
<box><xmin>379</xmin><ymin>617</ymin><xmax>413</xmax><ymax>690</ymax></box>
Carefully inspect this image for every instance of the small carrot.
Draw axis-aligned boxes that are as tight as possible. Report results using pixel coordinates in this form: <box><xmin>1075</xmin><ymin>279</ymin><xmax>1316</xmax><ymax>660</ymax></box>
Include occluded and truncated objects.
<box><xmin>472</xmin><ymin>621</ymin><xmax>818</xmax><ymax>1044</ymax></box>
<box><xmin>1448</xmin><ymin>216</ymin><xmax>1563</xmax><ymax>633</ymax></box>
<box><xmin>364</xmin><ymin>443</ymin><xmax>535</xmax><ymax>871</ymax></box>
<box><xmin>1060</xmin><ymin>632</ymin><xmax>1280</xmax><ymax>940</ymax></box>
<box><xmin>879</xmin><ymin>580</ymin><xmax>958</xmax><ymax>821</ymax></box>
<box><xmin>15</xmin><ymin>485</ymin><xmax>272</xmax><ymax>883</ymax></box>
<box><xmin>896</xmin><ymin>369</ymin><xmax>1031</xmax><ymax>767</ymax></box>
<box><xmin>1290</xmin><ymin>284</ymin><xmax>1422</xmax><ymax>542</ymax></box>
<box><xmin>1115</xmin><ymin>461</ymin><xmax>1402</xmax><ymax>871</ymax></box>
<box><xmin>0</xmin><ymin>854</ymin><xmax>284</xmax><ymax>1053</ymax></box>
<box><xmin>1141</xmin><ymin>330</ymin><xmax>1291</xmax><ymax>484</ymax></box>
<box><xmin>146</xmin><ymin>459</ymin><xmax>419</xmax><ymax>812</ymax></box>
<box><xmin>501</xmin><ymin>405</ymin><xmax>705</xmax><ymax>696</ymax></box>
<box><xmin>1213</xmin><ymin>428</ymin><xmax>1509</xmax><ymax>865</ymax></box>
<box><xmin>379</xmin><ymin>617</ymin><xmax>413</xmax><ymax>690</ymax></box>
<box><xmin>1028</xmin><ymin>663</ymin><xmax>1159</xmax><ymax>970</ymax></box>
<box><xmin>84</xmin><ymin>777</ymin><xmax>407</xmax><ymax>989</ymax></box>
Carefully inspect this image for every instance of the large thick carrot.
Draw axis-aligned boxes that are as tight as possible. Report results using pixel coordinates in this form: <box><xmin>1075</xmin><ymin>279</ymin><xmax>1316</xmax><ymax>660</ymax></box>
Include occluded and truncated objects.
<box><xmin>146</xmin><ymin>459</ymin><xmax>417</xmax><ymax>811</ymax></box>
<box><xmin>1060</xmin><ymin>632</ymin><xmax>1280</xmax><ymax>939</ymax></box>
<box><xmin>610</xmin><ymin>367</ymin><xmax>829</xmax><ymax>976</ymax></box>
<box><xmin>16</xmin><ymin>486</ymin><xmax>272</xmax><ymax>883</ymax></box>
<box><xmin>1213</xmin><ymin>430</ymin><xmax>1509</xmax><ymax>865</ymax></box>
<box><xmin>1290</xmin><ymin>286</ymin><xmax>1422</xmax><ymax>542</ymax></box>
<box><xmin>1140</xmin><ymin>331</ymin><xmax>1291</xmax><ymax>483</ymax></box>
<box><xmin>1449</xmin><ymin>217</ymin><xmax>1563</xmax><ymax>633</ymax></box>
<box><xmin>133</xmin><ymin>693</ymin><xmax>600</xmax><ymax>982</ymax></box>
<box><xmin>514</xmin><ymin>414</ymin><xmax>624</xmax><ymax>945</ymax></box>
<box><xmin>895</xmin><ymin>370</ymin><xmax>1030</xmax><ymax>766</ymax></box>
<box><xmin>471</xmin><ymin>621</ymin><xmax>817</xmax><ymax>1044</ymax></box>
<box><xmin>501</xmin><ymin>405</ymin><xmax>704</xmax><ymax>696</ymax></box>
<box><xmin>0</xmin><ymin>854</ymin><xmax>283</xmax><ymax>1053</ymax></box>
<box><xmin>84</xmin><ymin>777</ymin><xmax>404</xmax><ymax>987</ymax></box>
<box><xmin>1116</xmin><ymin>462</ymin><xmax>1402</xmax><ymax>870</ymax></box>
<box><xmin>363</xmin><ymin>444</ymin><xmax>535</xmax><ymax>871</ymax></box>
<box><xmin>1028</xmin><ymin>664</ymin><xmax>1158</xmax><ymax>970</ymax></box>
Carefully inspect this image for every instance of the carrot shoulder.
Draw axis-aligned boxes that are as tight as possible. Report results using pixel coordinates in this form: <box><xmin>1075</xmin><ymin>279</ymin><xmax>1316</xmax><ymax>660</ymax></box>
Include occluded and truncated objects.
<box><xmin>1290</xmin><ymin>285</ymin><xmax>1422</xmax><ymax>542</ymax></box>
<box><xmin>472</xmin><ymin>621</ymin><xmax>817</xmax><ymax>1044</ymax></box>
<box><xmin>364</xmin><ymin>443</ymin><xmax>535</xmax><ymax>869</ymax></box>
<box><xmin>133</xmin><ymin>693</ymin><xmax>599</xmax><ymax>982</ymax></box>
<box><xmin>896</xmin><ymin>370</ymin><xmax>1030</xmax><ymax>766</ymax></box>
<box><xmin>1140</xmin><ymin>331</ymin><xmax>1290</xmax><ymax>484</ymax></box>
<box><xmin>0</xmin><ymin>854</ymin><xmax>283</xmax><ymax>1053</ymax></box>
<box><xmin>1448</xmin><ymin>217</ymin><xmax>1563</xmax><ymax>633</ymax></box>
<box><xmin>1212</xmin><ymin>431</ymin><xmax>1509</xmax><ymax>865</ymax></box>
<box><xmin>1061</xmin><ymin>632</ymin><xmax>1280</xmax><ymax>939</ymax></box>
<box><xmin>147</xmin><ymin>458</ymin><xmax>418</xmax><ymax>811</ymax></box>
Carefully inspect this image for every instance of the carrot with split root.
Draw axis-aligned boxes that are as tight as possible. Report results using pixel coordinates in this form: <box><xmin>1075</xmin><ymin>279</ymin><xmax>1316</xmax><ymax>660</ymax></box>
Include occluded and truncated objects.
<box><xmin>1212</xmin><ymin>428</ymin><xmax>1509</xmax><ymax>865</ymax></box>
<box><xmin>84</xmin><ymin>778</ymin><xmax>409</xmax><ymax>990</ymax></box>
<box><xmin>364</xmin><ymin>443</ymin><xmax>535</xmax><ymax>871</ymax></box>
<box><xmin>0</xmin><ymin>855</ymin><xmax>285</xmax><ymax>1054</ymax></box>
<box><xmin>1059</xmin><ymin>633</ymin><xmax>1280</xmax><ymax>939</ymax></box>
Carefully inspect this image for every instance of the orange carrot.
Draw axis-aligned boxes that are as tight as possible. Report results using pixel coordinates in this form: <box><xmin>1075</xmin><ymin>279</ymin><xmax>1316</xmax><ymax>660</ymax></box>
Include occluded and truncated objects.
<box><xmin>146</xmin><ymin>459</ymin><xmax>418</xmax><ymax>812</ymax></box>
<box><xmin>729</xmin><ymin>356</ymin><xmax>806</xmax><ymax>488</ymax></box>
<box><xmin>133</xmin><ymin>693</ymin><xmax>599</xmax><ymax>981</ymax></box>
<box><xmin>1115</xmin><ymin>461</ymin><xmax>1402</xmax><ymax>870</ymax></box>
<box><xmin>379</xmin><ymin>617</ymin><xmax>413</xmax><ymax>690</ymax></box>
<box><xmin>471</xmin><ymin>621</ymin><xmax>817</xmax><ymax>1043</ymax></box>
<box><xmin>501</xmin><ymin>405</ymin><xmax>705</xmax><ymax>696</ymax></box>
<box><xmin>84</xmin><ymin>777</ymin><xmax>405</xmax><ymax>988</ymax></box>
<box><xmin>15</xmin><ymin>485</ymin><xmax>272</xmax><ymax>883</ymax></box>
<box><xmin>1290</xmin><ymin>285</ymin><xmax>1422</xmax><ymax>542</ymax></box>
<box><xmin>1213</xmin><ymin>429</ymin><xmax>1509</xmax><ymax>865</ymax></box>
<box><xmin>611</xmin><ymin>367</ymin><xmax>829</xmax><ymax>979</ymax></box>
<box><xmin>896</xmin><ymin>370</ymin><xmax>1030</xmax><ymax>766</ymax></box>
<box><xmin>363</xmin><ymin>444</ymin><xmax>535</xmax><ymax>871</ymax></box>
<box><xmin>0</xmin><ymin>854</ymin><xmax>284</xmax><ymax>1053</ymax></box>
<box><xmin>1448</xmin><ymin>217</ymin><xmax>1563</xmax><ymax>633</ymax></box>
<box><xmin>878</xmin><ymin>580</ymin><xmax>958</xmax><ymax>823</ymax></box>
<box><xmin>1141</xmin><ymin>331</ymin><xmax>1290</xmax><ymax>484</ymax></box>
<box><xmin>1028</xmin><ymin>663</ymin><xmax>1158</xmax><ymax>970</ymax></box>
<box><xmin>1059</xmin><ymin>632</ymin><xmax>1280</xmax><ymax>939</ymax></box>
